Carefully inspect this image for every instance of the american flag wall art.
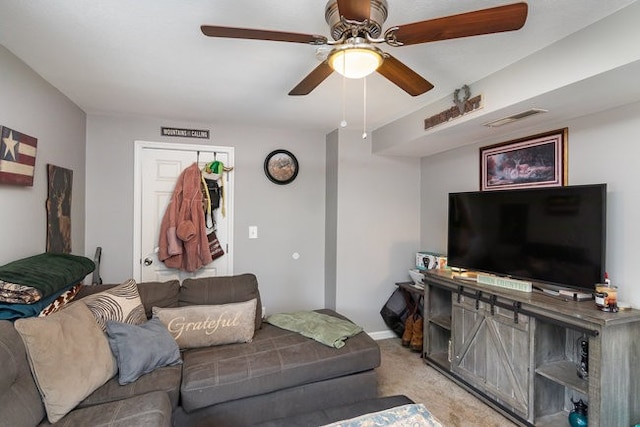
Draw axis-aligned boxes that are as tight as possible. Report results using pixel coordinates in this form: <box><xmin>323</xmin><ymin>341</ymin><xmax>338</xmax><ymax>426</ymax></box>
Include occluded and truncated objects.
<box><xmin>0</xmin><ymin>125</ymin><xmax>38</xmax><ymax>186</ymax></box>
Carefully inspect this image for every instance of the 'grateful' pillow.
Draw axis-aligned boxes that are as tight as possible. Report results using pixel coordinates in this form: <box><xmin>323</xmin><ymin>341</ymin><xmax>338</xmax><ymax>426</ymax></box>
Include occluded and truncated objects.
<box><xmin>106</xmin><ymin>319</ymin><xmax>182</xmax><ymax>385</ymax></box>
<box><xmin>81</xmin><ymin>279</ymin><xmax>147</xmax><ymax>330</ymax></box>
<box><xmin>152</xmin><ymin>299</ymin><xmax>256</xmax><ymax>349</ymax></box>
<box><xmin>14</xmin><ymin>302</ymin><xmax>117</xmax><ymax>423</ymax></box>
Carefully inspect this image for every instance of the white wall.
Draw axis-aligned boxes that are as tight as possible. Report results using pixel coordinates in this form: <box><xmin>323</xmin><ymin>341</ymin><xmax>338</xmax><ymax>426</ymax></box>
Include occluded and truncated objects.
<box><xmin>334</xmin><ymin>129</ymin><xmax>421</xmax><ymax>332</ymax></box>
<box><xmin>421</xmin><ymin>100</ymin><xmax>640</xmax><ymax>308</ymax></box>
<box><xmin>0</xmin><ymin>45</ymin><xmax>86</xmax><ymax>264</ymax></box>
<box><xmin>85</xmin><ymin>114</ymin><xmax>327</xmax><ymax>316</ymax></box>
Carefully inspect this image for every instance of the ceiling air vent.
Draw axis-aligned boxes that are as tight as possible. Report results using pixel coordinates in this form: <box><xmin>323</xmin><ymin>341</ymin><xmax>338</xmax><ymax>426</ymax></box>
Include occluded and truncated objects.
<box><xmin>483</xmin><ymin>108</ymin><xmax>548</xmax><ymax>127</ymax></box>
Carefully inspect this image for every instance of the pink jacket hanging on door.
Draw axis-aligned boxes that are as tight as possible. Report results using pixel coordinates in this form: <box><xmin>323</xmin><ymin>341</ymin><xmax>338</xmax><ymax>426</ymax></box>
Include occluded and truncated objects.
<box><xmin>158</xmin><ymin>163</ymin><xmax>213</xmax><ymax>272</ymax></box>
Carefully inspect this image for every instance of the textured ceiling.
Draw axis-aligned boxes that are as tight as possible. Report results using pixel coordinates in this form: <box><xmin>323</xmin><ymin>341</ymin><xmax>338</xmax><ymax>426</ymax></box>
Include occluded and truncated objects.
<box><xmin>0</xmin><ymin>1</ymin><xmax>636</xmax><ymax>134</ymax></box>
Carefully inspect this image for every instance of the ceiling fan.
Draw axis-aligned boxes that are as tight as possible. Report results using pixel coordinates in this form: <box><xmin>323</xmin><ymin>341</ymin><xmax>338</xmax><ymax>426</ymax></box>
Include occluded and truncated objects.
<box><xmin>201</xmin><ymin>0</ymin><xmax>528</xmax><ymax>97</ymax></box>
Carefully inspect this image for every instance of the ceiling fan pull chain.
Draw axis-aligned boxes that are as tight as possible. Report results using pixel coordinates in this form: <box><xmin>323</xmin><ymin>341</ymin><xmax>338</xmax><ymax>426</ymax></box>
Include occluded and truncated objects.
<box><xmin>362</xmin><ymin>76</ymin><xmax>367</xmax><ymax>140</ymax></box>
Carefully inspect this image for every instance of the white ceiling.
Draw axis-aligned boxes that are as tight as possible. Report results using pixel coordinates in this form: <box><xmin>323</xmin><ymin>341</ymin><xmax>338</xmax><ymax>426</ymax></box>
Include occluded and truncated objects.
<box><xmin>0</xmin><ymin>1</ymin><xmax>636</xmax><ymax>135</ymax></box>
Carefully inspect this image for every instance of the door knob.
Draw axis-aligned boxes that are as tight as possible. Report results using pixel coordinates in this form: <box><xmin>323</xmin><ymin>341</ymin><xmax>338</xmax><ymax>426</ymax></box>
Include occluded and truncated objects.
<box><xmin>143</xmin><ymin>257</ymin><xmax>153</xmax><ymax>266</ymax></box>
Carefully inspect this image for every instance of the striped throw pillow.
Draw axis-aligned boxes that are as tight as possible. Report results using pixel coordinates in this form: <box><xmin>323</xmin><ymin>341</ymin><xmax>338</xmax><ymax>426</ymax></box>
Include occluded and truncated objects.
<box><xmin>81</xmin><ymin>279</ymin><xmax>146</xmax><ymax>331</ymax></box>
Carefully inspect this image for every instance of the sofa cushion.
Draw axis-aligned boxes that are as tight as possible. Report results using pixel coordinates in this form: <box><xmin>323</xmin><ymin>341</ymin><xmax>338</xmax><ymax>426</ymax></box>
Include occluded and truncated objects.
<box><xmin>179</xmin><ymin>308</ymin><xmax>380</xmax><ymax>413</ymax></box>
<box><xmin>106</xmin><ymin>318</ymin><xmax>182</xmax><ymax>385</ymax></box>
<box><xmin>37</xmin><ymin>391</ymin><xmax>172</xmax><ymax>427</ymax></box>
<box><xmin>77</xmin><ymin>364</ymin><xmax>182</xmax><ymax>410</ymax></box>
<box><xmin>173</xmin><ymin>370</ymin><xmax>379</xmax><ymax>426</ymax></box>
<box><xmin>14</xmin><ymin>302</ymin><xmax>117</xmax><ymax>423</ymax></box>
<box><xmin>153</xmin><ymin>299</ymin><xmax>256</xmax><ymax>349</ymax></box>
<box><xmin>137</xmin><ymin>280</ymin><xmax>181</xmax><ymax>317</ymax></box>
<box><xmin>0</xmin><ymin>320</ymin><xmax>46</xmax><ymax>427</ymax></box>
<box><xmin>80</xmin><ymin>279</ymin><xmax>147</xmax><ymax>331</ymax></box>
<box><xmin>180</xmin><ymin>273</ymin><xmax>262</xmax><ymax>329</ymax></box>
<box><xmin>252</xmin><ymin>395</ymin><xmax>414</xmax><ymax>427</ymax></box>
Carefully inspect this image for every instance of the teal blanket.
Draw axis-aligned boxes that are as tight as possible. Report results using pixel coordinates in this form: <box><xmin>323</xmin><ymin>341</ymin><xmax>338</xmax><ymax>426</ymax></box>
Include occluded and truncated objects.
<box><xmin>266</xmin><ymin>311</ymin><xmax>363</xmax><ymax>348</ymax></box>
<box><xmin>0</xmin><ymin>253</ymin><xmax>95</xmax><ymax>299</ymax></box>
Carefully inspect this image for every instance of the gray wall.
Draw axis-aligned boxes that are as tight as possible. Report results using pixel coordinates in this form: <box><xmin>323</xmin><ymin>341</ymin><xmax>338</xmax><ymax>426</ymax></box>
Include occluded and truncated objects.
<box><xmin>333</xmin><ymin>129</ymin><xmax>421</xmax><ymax>332</ymax></box>
<box><xmin>0</xmin><ymin>45</ymin><xmax>86</xmax><ymax>264</ymax></box>
<box><xmin>421</xmin><ymin>100</ymin><xmax>640</xmax><ymax>309</ymax></box>
<box><xmin>84</xmin><ymin>117</ymin><xmax>421</xmax><ymax>333</ymax></box>
<box><xmin>325</xmin><ymin>129</ymin><xmax>339</xmax><ymax>311</ymax></box>
<box><xmin>85</xmin><ymin>114</ymin><xmax>327</xmax><ymax>318</ymax></box>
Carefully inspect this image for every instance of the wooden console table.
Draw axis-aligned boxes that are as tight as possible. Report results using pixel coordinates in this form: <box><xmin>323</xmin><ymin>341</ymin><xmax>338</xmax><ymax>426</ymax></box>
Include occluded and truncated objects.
<box><xmin>422</xmin><ymin>270</ymin><xmax>640</xmax><ymax>427</ymax></box>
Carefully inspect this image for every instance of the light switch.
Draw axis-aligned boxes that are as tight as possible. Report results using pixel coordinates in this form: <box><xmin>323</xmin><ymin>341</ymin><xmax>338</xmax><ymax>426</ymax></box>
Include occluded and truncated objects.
<box><xmin>249</xmin><ymin>226</ymin><xmax>258</xmax><ymax>239</ymax></box>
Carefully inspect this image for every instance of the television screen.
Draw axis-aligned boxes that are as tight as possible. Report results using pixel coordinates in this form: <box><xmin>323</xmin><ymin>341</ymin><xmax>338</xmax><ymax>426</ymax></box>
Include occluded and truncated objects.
<box><xmin>447</xmin><ymin>184</ymin><xmax>606</xmax><ymax>291</ymax></box>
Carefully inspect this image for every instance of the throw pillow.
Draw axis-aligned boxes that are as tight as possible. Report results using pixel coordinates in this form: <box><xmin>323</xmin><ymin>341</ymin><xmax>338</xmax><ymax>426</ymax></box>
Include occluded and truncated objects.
<box><xmin>106</xmin><ymin>319</ymin><xmax>182</xmax><ymax>385</ymax></box>
<box><xmin>38</xmin><ymin>283</ymin><xmax>83</xmax><ymax>317</ymax></box>
<box><xmin>153</xmin><ymin>298</ymin><xmax>257</xmax><ymax>349</ymax></box>
<box><xmin>81</xmin><ymin>278</ymin><xmax>147</xmax><ymax>330</ymax></box>
<box><xmin>14</xmin><ymin>302</ymin><xmax>117</xmax><ymax>423</ymax></box>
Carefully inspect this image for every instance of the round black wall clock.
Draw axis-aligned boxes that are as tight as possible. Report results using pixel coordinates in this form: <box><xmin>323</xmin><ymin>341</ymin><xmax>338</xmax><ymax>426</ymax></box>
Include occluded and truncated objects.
<box><xmin>264</xmin><ymin>149</ymin><xmax>299</xmax><ymax>185</ymax></box>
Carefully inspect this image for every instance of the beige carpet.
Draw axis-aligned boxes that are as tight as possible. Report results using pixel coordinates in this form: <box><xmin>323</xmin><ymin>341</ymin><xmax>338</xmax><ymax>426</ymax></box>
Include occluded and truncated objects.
<box><xmin>376</xmin><ymin>337</ymin><xmax>517</xmax><ymax>427</ymax></box>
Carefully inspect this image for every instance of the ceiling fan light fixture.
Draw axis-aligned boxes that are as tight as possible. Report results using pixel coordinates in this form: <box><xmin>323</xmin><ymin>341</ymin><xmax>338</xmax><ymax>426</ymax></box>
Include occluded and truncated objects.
<box><xmin>328</xmin><ymin>45</ymin><xmax>383</xmax><ymax>79</ymax></box>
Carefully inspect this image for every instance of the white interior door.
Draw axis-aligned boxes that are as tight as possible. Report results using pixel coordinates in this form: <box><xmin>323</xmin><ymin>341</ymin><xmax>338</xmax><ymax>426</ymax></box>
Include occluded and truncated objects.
<box><xmin>134</xmin><ymin>141</ymin><xmax>234</xmax><ymax>282</ymax></box>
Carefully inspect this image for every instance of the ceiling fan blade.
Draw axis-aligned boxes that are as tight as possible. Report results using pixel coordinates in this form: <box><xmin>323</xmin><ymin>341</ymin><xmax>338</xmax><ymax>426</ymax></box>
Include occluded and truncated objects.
<box><xmin>289</xmin><ymin>62</ymin><xmax>334</xmax><ymax>96</ymax></box>
<box><xmin>377</xmin><ymin>55</ymin><xmax>434</xmax><ymax>96</ymax></box>
<box><xmin>201</xmin><ymin>25</ymin><xmax>327</xmax><ymax>45</ymax></box>
<box><xmin>390</xmin><ymin>2</ymin><xmax>528</xmax><ymax>46</ymax></box>
<box><xmin>336</xmin><ymin>0</ymin><xmax>371</xmax><ymax>22</ymax></box>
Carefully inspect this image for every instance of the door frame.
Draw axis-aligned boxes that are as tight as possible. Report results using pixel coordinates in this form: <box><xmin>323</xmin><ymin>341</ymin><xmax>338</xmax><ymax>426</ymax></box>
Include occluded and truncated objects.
<box><xmin>132</xmin><ymin>140</ymin><xmax>235</xmax><ymax>282</ymax></box>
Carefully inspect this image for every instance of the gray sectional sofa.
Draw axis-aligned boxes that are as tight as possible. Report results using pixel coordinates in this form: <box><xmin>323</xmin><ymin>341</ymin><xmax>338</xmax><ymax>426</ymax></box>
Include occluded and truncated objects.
<box><xmin>0</xmin><ymin>274</ymin><xmax>383</xmax><ymax>427</ymax></box>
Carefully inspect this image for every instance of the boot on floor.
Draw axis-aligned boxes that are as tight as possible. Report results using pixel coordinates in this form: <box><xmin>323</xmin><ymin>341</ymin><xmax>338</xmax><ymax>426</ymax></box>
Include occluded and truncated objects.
<box><xmin>410</xmin><ymin>315</ymin><xmax>423</xmax><ymax>352</ymax></box>
<box><xmin>401</xmin><ymin>315</ymin><xmax>414</xmax><ymax>347</ymax></box>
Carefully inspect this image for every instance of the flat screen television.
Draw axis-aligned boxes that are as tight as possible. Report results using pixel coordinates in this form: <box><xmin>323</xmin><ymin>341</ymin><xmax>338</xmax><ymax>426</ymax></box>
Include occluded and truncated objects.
<box><xmin>447</xmin><ymin>184</ymin><xmax>606</xmax><ymax>292</ymax></box>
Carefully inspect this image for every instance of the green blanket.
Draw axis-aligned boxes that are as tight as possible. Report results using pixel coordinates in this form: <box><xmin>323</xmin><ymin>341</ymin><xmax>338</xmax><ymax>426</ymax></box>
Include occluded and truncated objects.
<box><xmin>0</xmin><ymin>253</ymin><xmax>95</xmax><ymax>300</ymax></box>
<box><xmin>265</xmin><ymin>311</ymin><xmax>363</xmax><ymax>348</ymax></box>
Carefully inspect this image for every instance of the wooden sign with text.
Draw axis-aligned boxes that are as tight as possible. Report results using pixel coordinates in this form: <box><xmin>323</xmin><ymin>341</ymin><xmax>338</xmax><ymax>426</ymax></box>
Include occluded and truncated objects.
<box><xmin>424</xmin><ymin>86</ymin><xmax>482</xmax><ymax>130</ymax></box>
<box><xmin>161</xmin><ymin>127</ymin><xmax>210</xmax><ymax>139</ymax></box>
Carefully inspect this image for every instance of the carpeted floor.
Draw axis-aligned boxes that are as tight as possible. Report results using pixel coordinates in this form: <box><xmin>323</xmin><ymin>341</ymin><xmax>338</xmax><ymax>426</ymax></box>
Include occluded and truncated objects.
<box><xmin>376</xmin><ymin>337</ymin><xmax>517</xmax><ymax>427</ymax></box>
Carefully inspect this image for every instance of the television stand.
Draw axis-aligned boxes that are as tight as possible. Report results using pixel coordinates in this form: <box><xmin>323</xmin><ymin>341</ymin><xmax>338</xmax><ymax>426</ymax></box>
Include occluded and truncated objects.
<box><xmin>422</xmin><ymin>269</ymin><xmax>640</xmax><ymax>427</ymax></box>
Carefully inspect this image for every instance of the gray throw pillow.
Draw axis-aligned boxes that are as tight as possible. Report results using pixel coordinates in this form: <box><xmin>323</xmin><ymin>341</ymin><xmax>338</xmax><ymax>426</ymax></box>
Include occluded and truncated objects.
<box><xmin>106</xmin><ymin>318</ymin><xmax>182</xmax><ymax>385</ymax></box>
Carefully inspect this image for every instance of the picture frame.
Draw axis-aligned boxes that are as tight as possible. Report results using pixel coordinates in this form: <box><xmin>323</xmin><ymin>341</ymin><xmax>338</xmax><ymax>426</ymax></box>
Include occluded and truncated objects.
<box><xmin>0</xmin><ymin>125</ymin><xmax>38</xmax><ymax>186</ymax></box>
<box><xmin>264</xmin><ymin>149</ymin><xmax>299</xmax><ymax>185</ymax></box>
<box><xmin>46</xmin><ymin>164</ymin><xmax>73</xmax><ymax>253</ymax></box>
<box><xmin>480</xmin><ymin>128</ymin><xmax>568</xmax><ymax>191</ymax></box>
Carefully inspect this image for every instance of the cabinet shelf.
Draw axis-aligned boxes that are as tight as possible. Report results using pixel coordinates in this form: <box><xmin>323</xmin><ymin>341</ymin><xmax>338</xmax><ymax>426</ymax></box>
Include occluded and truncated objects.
<box><xmin>534</xmin><ymin>411</ymin><xmax>570</xmax><ymax>427</ymax></box>
<box><xmin>426</xmin><ymin>352</ymin><xmax>450</xmax><ymax>370</ymax></box>
<box><xmin>535</xmin><ymin>360</ymin><xmax>588</xmax><ymax>395</ymax></box>
<box><xmin>428</xmin><ymin>314</ymin><xmax>451</xmax><ymax>330</ymax></box>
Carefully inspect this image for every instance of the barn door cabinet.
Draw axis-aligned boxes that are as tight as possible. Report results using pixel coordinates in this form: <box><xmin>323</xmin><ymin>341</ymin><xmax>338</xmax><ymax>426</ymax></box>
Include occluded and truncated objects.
<box><xmin>452</xmin><ymin>293</ymin><xmax>533</xmax><ymax>421</ymax></box>
<box><xmin>422</xmin><ymin>270</ymin><xmax>640</xmax><ymax>427</ymax></box>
